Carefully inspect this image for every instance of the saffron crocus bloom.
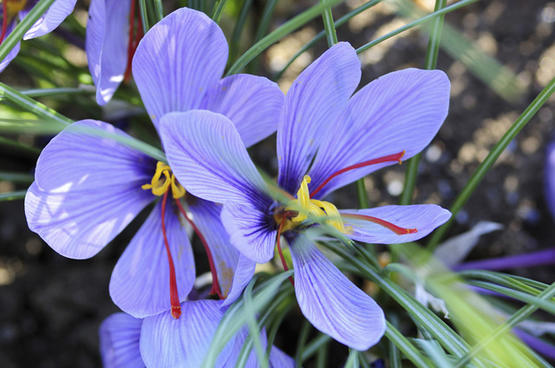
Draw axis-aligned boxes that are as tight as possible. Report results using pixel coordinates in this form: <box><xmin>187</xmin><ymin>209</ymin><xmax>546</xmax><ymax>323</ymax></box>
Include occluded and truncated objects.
<box><xmin>25</xmin><ymin>7</ymin><xmax>282</xmax><ymax>319</ymax></box>
<box><xmin>160</xmin><ymin>42</ymin><xmax>452</xmax><ymax>350</ymax></box>
<box><xmin>100</xmin><ymin>302</ymin><xmax>295</xmax><ymax>367</ymax></box>
<box><xmin>0</xmin><ymin>0</ymin><xmax>76</xmax><ymax>72</ymax></box>
<box><xmin>86</xmin><ymin>0</ymin><xmax>143</xmax><ymax>105</ymax></box>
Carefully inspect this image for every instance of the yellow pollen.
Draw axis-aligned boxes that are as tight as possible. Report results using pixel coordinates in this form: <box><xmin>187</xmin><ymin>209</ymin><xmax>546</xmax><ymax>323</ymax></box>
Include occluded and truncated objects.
<box><xmin>281</xmin><ymin>175</ymin><xmax>350</xmax><ymax>233</ymax></box>
<box><xmin>2</xmin><ymin>0</ymin><xmax>28</xmax><ymax>20</ymax></box>
<box><xmin>142</xmin><ymin>161</ymin><xmax>185</xmax><ymax>199</ymax></box>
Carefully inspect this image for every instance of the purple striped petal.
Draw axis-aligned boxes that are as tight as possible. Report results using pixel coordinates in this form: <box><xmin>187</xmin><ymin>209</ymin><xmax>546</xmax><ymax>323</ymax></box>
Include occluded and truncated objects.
<box><xmin>341</xmin><ymin>205</ymin><xmax>451</xmax><ymax>244</ymax></box>
<box><xmin>110</xmin><ymin>201</ymin><xmax>195</xmax><ymax>318</ymax></box>
<box><xmin>86</xmin><ymin>0</ymin><xmax>131</xmax><ymax>105</ymax></box>
<box><xmin>140</xmin><ymin>300</ymin><xmax>232</xmax><ymax>367</ymax></box>
<box><xmin>99</xmin><ymin>313</ymin><xmax>145</xmax><ymax>368</ymax></box>
<box><xmin>133</xmin><ymin>7</ymin><xmax>227</xmax><ymax>129</ymax></box>
<box><xmin>24</xmin><ymin>120</ymin><xmax>153</xmax><ymax>259</ymax></box>
<box><xmin>453</xmin><ymin>248</ymin><xmax>555</xmax><ymax>271</ymax></box>
<box><xmin>160</xmin><ymin>110</ymin><xmax>267</xmax><ymax>204</ymax></box>
<box><xmin>187</xmin><ymin>197</ymin><xmax>255</xmax><ymax>303</ymax></box>
<box><xmin>277</xmin><ymin>42</ymin><xmax>361</xmax><ymax>194</ymax></box>
<box><xmin>269</xmin><ymin>346</ymin><xmax>295</xmax><ymax>367</ymax></box>
<box><xmin>308</xmin><ymin>69</ymin><xmax>450</xmax><ymax>198</ymax></box>
<box><xmin>290</xmin><ymin>234</ymin><xmax>385</xmax><ymax>350</ymax></box>
<box><xmin>23</xmin><ymin>0</ymin><xmax>76</xmax><ymax>39</ymax></box>
<box><xmin>545</xmin><ymin>141</ymin><xmax>555</xmax><ymax>220</ymax></box>
<box><xmin>199</xmin><ymin>74</ymin><xmax>284</xmax><ymax>147</ymax></box>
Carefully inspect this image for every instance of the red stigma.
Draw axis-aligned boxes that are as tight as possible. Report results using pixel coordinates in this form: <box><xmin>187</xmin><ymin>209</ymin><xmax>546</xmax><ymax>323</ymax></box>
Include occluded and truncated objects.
<box><xmin>276</xmin><ymin>217</ymin><xmax>294</xmax><ymax>286</ymax></box>
<box><xmin>174</xmin><ymin>199</ymin><xmax>225</xmax><ymax>300</ymax></box>
<box><xmin>123</xmin><ymin>0</ymin><xmax>143</xmax><ymax>82</ymax></box>
<box><xmin>0</xmin><ymin>1</ymin><xmax>8</xmax><ymax>45</ymax></box>
<box><xmin>161</xmin><ymin>190</ymin><xmax>182</xmax><ymax>319</ymax></box>
<box><xmin>310</xmin><ymin>151</ymin><xmax>406</xmax><ymax>198</ymax></box>
<box><xmin>342</xmin><ymin>213</ymin><xmax>417</xmax><ymax>235</ymax></box>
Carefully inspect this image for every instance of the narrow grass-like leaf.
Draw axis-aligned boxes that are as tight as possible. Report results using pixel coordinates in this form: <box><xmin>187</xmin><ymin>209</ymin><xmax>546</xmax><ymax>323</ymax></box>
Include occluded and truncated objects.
<box><xmin>295</xmin><ymin>320</ymin><xmax>311</xmax><ymax>368</ymax></box>
<box><xmin>0</xmin><ymin>190</ymin><xmax>26</xmax><ymax>201</ymax></box>
<box><xmin>344</xmin><ymin>349</ymin><xmax>359</xmax><ymax>368</ymax></box>
<box><xmin>229</xmin><ymin>0</ymin><xmax>254</xmax><ymax>64</ymax></box>
<box><xmin>139</xmin><ymin>0</ymin><xmax>150</xmax><ymax>32</ymax></box>
<box><xmin>321</xmin><ymin>0</ymin><xmax>338</xmax><ymax>46</ymax></box>
<box><xmin>300</xmin><ymin>334</ymin><xmax>332</xmax><ymax>362</ymax></box>
<box><xmin>417</xmin><ymin>339</ymin><xmax>453</xmax><ymax>368</ymax></box>
<box><xmin>0</xmin><ymin>172</ymin><xmax>33</xmax><ymax>183</ymax></box>
<box><xmin>385</xmin><ymin>321</ymin><xmax>433</xmax><ymax>368</ymax></box>
<box><xmin>427</xmin><ymin>77</ymin><xmax>555</xmax><ymax>251</ymax></box>
<box><xmin>0</xmin><ymin>136</ymin><xmax>40</xmax><ymax>155</ymax></box>
<box><xmin>242</xmin><ymin>278</ymin><xmax>268</xmax><ymax>368</ymax></box>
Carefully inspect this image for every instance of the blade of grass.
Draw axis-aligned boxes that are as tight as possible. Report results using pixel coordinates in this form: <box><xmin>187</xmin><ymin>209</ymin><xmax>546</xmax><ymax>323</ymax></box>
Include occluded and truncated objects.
<box><xmin>228</xmin><ymin>0</ymin><xmax>254</xmax><ymax>64</ymax></box>
<box><xmin>0</xmin><ymin>190</ymin><xmax>26</xmax><ymax>201</ymax></box>
<box><xmin>0</xmin><ymin>172</ymin><xmax>33</xmax><ymax>183</ymax></box>
<box><xmin>426</xmin><ymin>77</ymin><xmax>555</xmax><ymax>251</ymax></box>
<box><xmin>385</xmin><ymin>321</ymin><xmax>433</xmax><ymax>368</ymax></box>
<box><xmin>138</xmin><ymin>0</ymin><xmax>150</xmax><ymax>33</ymax></box>
<box><xmin>153</xmin><ymin>0</ymin><xmax>164</xmax><ymax>22</ymax></box>
<box><xmin>242</xmin><ymin>278</ymin><xmax>268</xmax><ymax>368</ymax></box>
<box><xmin>301</xmin><ymin>334</ymin><xmax>331</xmax><ymax>362</ymax></box>
<box><xmin>211</xmin><ymin>0</ymin><xmax>228</xmax><ymax>22</ymax></box>
<box><xmin>295</xmin><ymin>320</ymin><xmax>311</xmax><ymax>368</ymax></box>
<box><xmin>321</xmin><ymin>0</ymin><xmax>338</xmax><ymax>46</ymax></box>
<box><xmin>0</xmin><ymin>136</ymin><xmax>40</xmax><ymax>155</ymax></box>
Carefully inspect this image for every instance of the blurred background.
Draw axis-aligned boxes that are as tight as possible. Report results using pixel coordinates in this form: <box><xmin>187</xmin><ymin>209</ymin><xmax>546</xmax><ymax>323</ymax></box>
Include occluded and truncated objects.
<box><xmin>0</xmin><ymin>0</ymin><xmax>553</xmax><ymax>366</ymax></box>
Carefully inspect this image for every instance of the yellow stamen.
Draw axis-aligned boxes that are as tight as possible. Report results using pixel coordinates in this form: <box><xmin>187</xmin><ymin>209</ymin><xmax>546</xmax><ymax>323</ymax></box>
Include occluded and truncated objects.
<box><xmin>142</xmin><ymin>161</ymin><xmax>186</xmax><ymax>199</ymax></box>
<box><xmin>281</xmin><ymin>175</ymin><xmax>350</xmax><ymax>233</ymax></box>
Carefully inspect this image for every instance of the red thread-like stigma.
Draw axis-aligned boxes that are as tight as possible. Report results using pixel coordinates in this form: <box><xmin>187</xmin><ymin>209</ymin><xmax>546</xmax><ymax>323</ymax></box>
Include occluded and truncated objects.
<box><xmin>0</xmin><ymin>1</ymin><xmax>8</xmax><ymax>44</ymax></box>
<box><xmin>276</xmin><ymin>217</ymin><xmax>294</xmax><ymax>286</ymax></box>
<box><xmin>310</xmin><ymin>151</ymin><xmax>406</xmax><ymax>198</ymax></box>
<box><xmin>161</xmin><ymin>190</ymin><xmax>182</xmax><ymax>319</ymax></box>
<box><xmin>123</xmin><ymin>0</ymin><xmax>143</xmax><ymax>82</ymax></box>
<box><xmin>342</xmin><ymin>213</ymin><xmax>417</xmax><ymax>235</ymax></box>
<box><xmin>174</xmin><ymin>199</ymin><xmax>224</xmax><ymax>300</ymax></box>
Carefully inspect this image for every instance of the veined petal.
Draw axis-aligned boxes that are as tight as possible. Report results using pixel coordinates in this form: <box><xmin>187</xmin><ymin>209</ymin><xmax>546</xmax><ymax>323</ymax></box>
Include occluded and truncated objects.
<box><xmin>277</xmin><ymin>42</ymin><xmax>361</xmax><ymax>194</ymax></box>
<box><xmin>290</xmin><ymin>234</ymin><xmax>385</xmax><ymax>350</ymax></box>
<box><xmin>199</xmin><ymin>74</ymin><xmax>284</xmax><ymax>147</ymax></box>
<box><xmin>341</xmin><ymin>204</ymin><xmax>451</xmax><ymax>244</ymax></box>
<box><xmin>133</xmin><ymin>7</ymin><xmax>227</xmax><ymax>129</ymax></box>
<box><xmin>99</xmin><ymin>313</ymin><xmax>145</xmax><ymax>368</ymax></box>
<box><xmin>140</xmin><ymin>300</ymin><xmax>232</xmax><ymax>368</ymax></box>
<box><xmin>160</xmin><ymin>110</ymin><xmax>267</xmax><ymax>204</ymax></box>
<box><xmin>221</xmin><ymin>200</ymin><xmax>277</xmax><ymax>264</ymax></box>
<box><xmin>269</xmin><ymin>346</ymin><xmax>295</xmax><ymax>368</ymax></box>
<box><xmin>23</xmin><ymin>0</ymin><xmax>76</xmax><ymax>39</ymax></box>
<box><xmin>110</xmin><ymin>201</ymin><xmax>195</xmax><ymax>318</ymax></box>
<box><xmin>187</xmin><ymin>197</ymin><xmax>255</xmax><ymax>303</ymax></box>
<box><xmin>308</xmin><ymin>69</ymin><xmax>450</xmax><ymax>197</ymax></box>
<box><xmin>24</xmin><ymin>120</ymin><xmax>153</xmax><ymax>259</ymax></box>
<box><xmin>86</xmin><ymin>0</ymin><xmax>131</xmax><ymax>105</ymax></box>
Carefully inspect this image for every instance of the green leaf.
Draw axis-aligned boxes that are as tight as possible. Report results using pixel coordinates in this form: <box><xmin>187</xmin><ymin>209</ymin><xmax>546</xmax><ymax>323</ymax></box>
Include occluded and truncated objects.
<box><xmin>0</xmin><ymin>172</ymin><xmax>33</xmax><ymax>183</ymax></box>
<box><xmin>0</xmin><ymin>190</ymin><xmax>26</xmax><ymax>201</ymax></box>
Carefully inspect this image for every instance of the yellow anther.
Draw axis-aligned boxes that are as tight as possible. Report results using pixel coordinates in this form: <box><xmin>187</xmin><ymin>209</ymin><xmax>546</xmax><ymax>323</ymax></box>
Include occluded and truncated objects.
<box><xmin>282</xmin><ymin>175</ymin><xmax>350</xmax><ymax>233</ymax></box>
<box><xmin>142</xmin><ymin>161</ymin><xmax>186</xmax><ymax>199</ymax></box>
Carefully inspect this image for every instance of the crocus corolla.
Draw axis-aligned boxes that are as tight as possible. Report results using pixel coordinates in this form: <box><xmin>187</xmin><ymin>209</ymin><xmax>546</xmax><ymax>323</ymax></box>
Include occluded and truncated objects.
<box><xmin>160</xmin><ymin>42</ymin><xmax>452</xmax><ymax>350</ymax></box>
<box><xmin>100</xmin><ymin>302</ymin><xmax>295</xmax><ymax>368</ymax></box>
<box><xmin>25</xmin><ymin>7</ymin><xmax>282</xmax><ymax>319</ymax></box>
<box><xmin>0</xmin><ymin>0</ymin><xmax>76</xmax><ymax>72</ymax></box>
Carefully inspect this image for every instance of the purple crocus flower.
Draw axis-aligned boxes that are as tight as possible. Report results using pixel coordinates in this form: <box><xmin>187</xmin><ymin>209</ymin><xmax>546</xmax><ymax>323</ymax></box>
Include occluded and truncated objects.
<box><xmin>25</xmin><ymin>8</ymin><xmax>282</xmax><ymax>319</ymax></box>
<box><xmin>159</xmin><ymin>42</ymin><xmax>452</xmax><ymax>350</ymax></box>
<box><xmin>100</xmin><ymin>302</ymin><xmax>295</xmax><ymax>367</ymax></box>
<box><xmin>86</xmin><ymin>0</ymin><xmax>144</xmax><ymax>105</ymax></box>
<box><xmin>0</xmin><ymin>0</ymin><xmax>76</xmax><ymax>72</ymax></box>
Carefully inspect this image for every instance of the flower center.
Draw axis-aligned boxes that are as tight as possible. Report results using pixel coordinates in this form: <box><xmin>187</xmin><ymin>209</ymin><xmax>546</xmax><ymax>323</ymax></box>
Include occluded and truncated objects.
<box><xmin>142</xmin><ymin>161</ymin><xmax>186</xmax><ymax>199</ymax></box>
<box><xmin>0</xmin><ymin>0</ymin><xmax>27</xmax><ymax>44</ymax></box>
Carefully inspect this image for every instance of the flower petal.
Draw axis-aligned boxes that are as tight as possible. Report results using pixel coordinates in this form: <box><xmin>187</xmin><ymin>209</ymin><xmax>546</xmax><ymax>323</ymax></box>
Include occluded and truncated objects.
<box><xmin>545</xmin><ymin>141</ymin><xmax>555</xmax><ymax>220</ymax></box>
<box><xmin>187</xmin><ymin>197</ymin><xmax>255</xmax><ymax>303</ymax></box>
<box><xmin>110</xmin><ymin>201</ymin><xmax>195</xmax><ymax>318</ymax></box>
<box><xmin>160</xmin><ymin>110</ymin><xmax>267</xmax><ymax>204</ymax></box>
<box><xmin>99</xmin><ymin>313</ymin><xmax>145</xmax><ymax>368</ymax></box>
<box><xmin>269</xmin><ymin>346</ymin><xmax>295</xmax><ymax>368</ymax></box>
<box><xmin>23</xmin><ymin>0</ymin><xmax>76</xmax><ymax>40</ymax></box>
<box><xmin>199</xmin><ymin>74</ymin><xmax>284</xmax><ymax>147</ymax></box>
<box><xmin>133</xmin><ymin>7</ymin><xmax>227</xmax><ymax>129</ymax></box>
<box><xmin>24</xmin><ymin>120</ymin><xmax>154</xmax><ymax>259</ymax></box>
<box><xmin>86</xmin><ymin>0</ymin><xmax>131</xmax><ymax>105</ymax></box>
<box><xmin>290</xmin><ymin>234</ymin><xmax>385</xmax><ymax>350</ymax></box>
<box><xmin>277</xmin><ymin>42</ymin><xmax>361</xmax><ymax>194</ymax></box>
<box><xmin>341</xmin><ymin>204</ymin><xmax>451</xmax><ymax>244</ymax></box>
<box><xmin>308</xmin><ymin>69</ymin><xmax>450</xmax><ymax>197</ymax></box>
<box><xmin>140</xmin><ymin>300</ymin><xmax>231</xmax><ymax>367</ymax></box>
<box><xmin>221</xmin><ymin>200</ymin><xmax>277</xmax><ymax>264</ymax></box>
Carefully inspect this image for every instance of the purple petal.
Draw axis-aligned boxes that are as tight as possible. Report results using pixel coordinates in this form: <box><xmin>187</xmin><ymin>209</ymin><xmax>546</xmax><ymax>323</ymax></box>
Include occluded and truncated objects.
<box><xmin>160</xmin><ymin>110</ymin><xmax>267</xmax><ymax>204</ymax></box>
<box><xmin>341</xmin><ymin>205</ymin><xmax>451</xmax><ymax>244</ymax></box>
<box><xmin>199</xmin><ymin>74</ymin><xmax>284</xmax><ymax>147</ymax></box>
<box><xmin>24</xmin><ymin>120</ymin><xmax>153</xmax><ymax>259</ymax></box>
<box><xmin>269</xmin><ymin>346</ymin><xmax>295</xmax><ymax>367</ymax></box>
<box><xmin>221</xmin><ymin>200</ymin><xmax>277</xmax><ymax>264</ymax></box>
<box><xmin>23</xmin><ymin>0</ymin><xmax>76</xmax><ymax>39</ymax></box>
<box><xmin>0</xmin><ymin>22</ymin><xmax>20</xmax><ymax>73</ymax></box>
<box><xmin>290</xmin><ymin>234</ymin><xmax>385</xmax><ymax>350</ymax></box>
<box><xmin>545</xmin><ymin>141</ymin><xmax>555</xmax><ymax>220</ymax></box>
<box><xmin>513</xmin><ymin>328</ymin><xmax>555</xmax><ymax>360</ymax></box>
<box><xmin>277</xmin><ymin>42</ymin><xmax>361</xmax><ymax>194</ymax></box>
<box><xmin>140</xmin><ymin>300</ymin><xmax>231</xmax><ymax>367</ymax></box>
<box><xmin>86</xmin><ymin>0</ymin><xmax>131</xmax><ymax>105</ymax></box>
<box><xmin>110</xmin><ymin>201</ymin><xmax>195</xmax><ymax>318</ymax></box>
<box><xmin>308</xmin><ymin>69</ymin><xmax>450</xmax><ymax>197</ymax></box>
<box><xmin>187</xmin><ymin>197</ymin><xmax>255</xmax><ymax>303</ymax></box>
<box><xmin>133</xmin><ymin>7</ymin><xmax>227</xmax><ymax>129</ymax></box>
<box><xmin>453</xmin><ymin>248</ymin><xmax>555</xmax><ymax>272</ymax></box>
<box><xmin>99</xmin><ymin>313</ymin><xmax>145</xmax><ymax>368</ymax></box>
